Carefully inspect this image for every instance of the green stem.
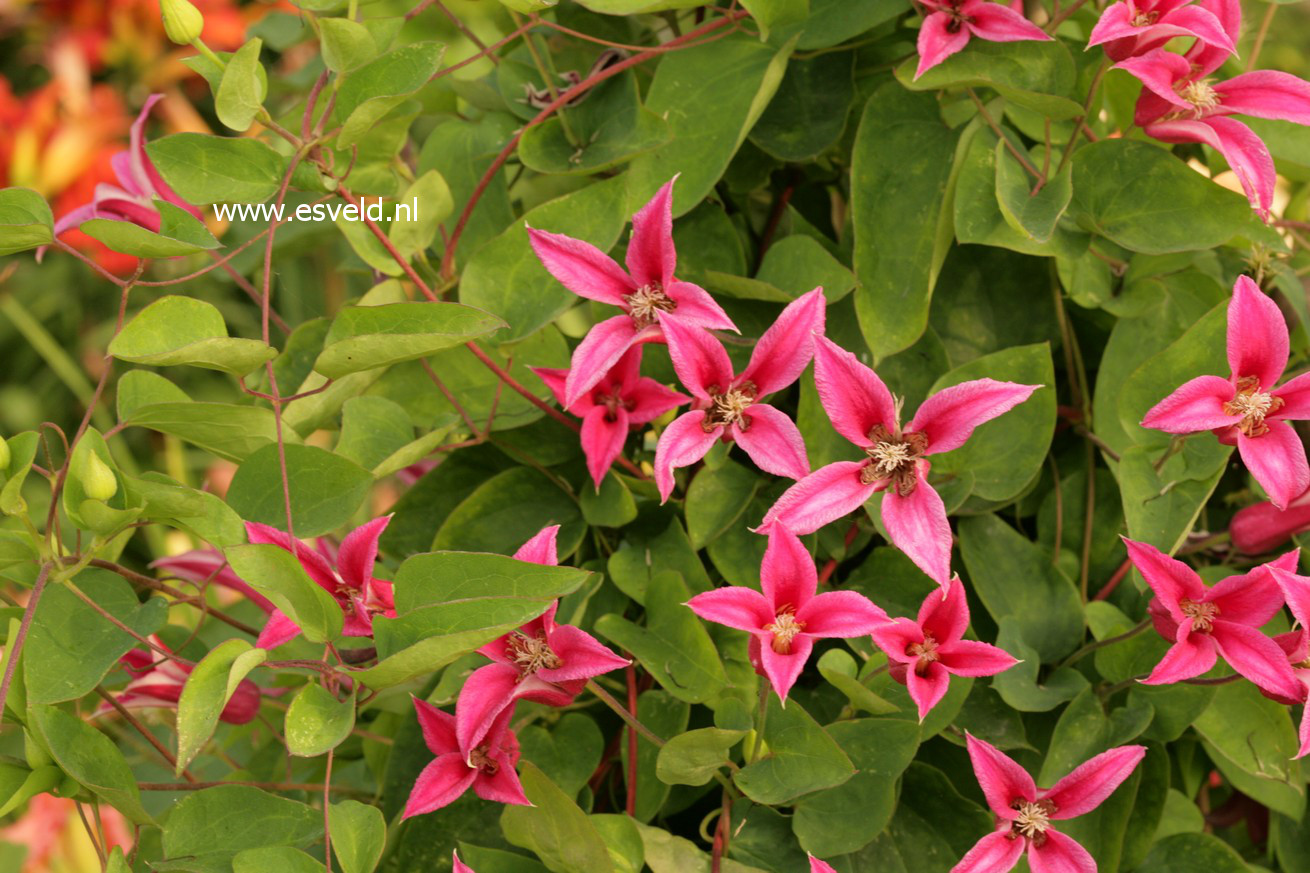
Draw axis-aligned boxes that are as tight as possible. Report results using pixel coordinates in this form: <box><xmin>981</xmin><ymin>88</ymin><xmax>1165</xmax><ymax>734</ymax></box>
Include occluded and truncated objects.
<box><xmin>586</xmin><ymin>679</ymin><xmax>665</xmax><ymax>747</ymax></box>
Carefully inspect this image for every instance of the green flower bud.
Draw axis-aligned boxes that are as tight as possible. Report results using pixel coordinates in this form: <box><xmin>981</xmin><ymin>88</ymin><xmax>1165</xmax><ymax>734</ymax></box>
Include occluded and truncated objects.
<box><xmin>0</xmin><ymin>435</ymin><xmax>9</xmax><ymax>473</ymax></box>
<box><xmin>160</xmin><ymin>0</ymin><xmax>205</xmax><ymax>46</ymax></box>
<box><xmin>81</xmin><ymin>452</ymin><xmax>119</xmax><ymax>502</ymax></box>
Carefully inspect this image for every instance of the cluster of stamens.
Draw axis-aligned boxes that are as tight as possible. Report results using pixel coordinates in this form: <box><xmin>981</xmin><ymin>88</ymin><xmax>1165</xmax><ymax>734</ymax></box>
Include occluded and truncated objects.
<box><xmin>1008</xmin><ymin>799</ymin><xmax>1056</xmax><ymax>846</ymax></box>
<box><xmin>907</xmin><ymin>633</ymin><xmax>941</xmax><ymax>676</ymax></box>
<box><xmin>1131</xmin><ymin>9</ymin><xmax>1160</xmax><ymax>26</ymax></box>
<box><xmin>598</xmin><ymin>390</ymin><xmax>634</xmax><ymax>423</ymax></box>
<box><xmin>764</xmin><ymin>606</ymin><xmax>806</xmax><ymax>654</ymax></box>
<box><xmin>1177</xmin><ymin>78</ymin><xmax>1221</xmax><ymax>118</ymax></box>
<box><xmin>860</xmin><ymin>424</ymin><xmax>929</xmax><ymax>495</ymax></box>
<box><xmin>1223</xmin><ymin>375</ymin><xmax>1283</xmax><ymax>437</ymax></box>
<box><xmin>1179</xmin><ymin>598</ymin><xmax>1220</xmax><ymax>633</ymax></box>
<box><xmin>624</xmin><ymin>282</ymin><xmax>677</xmax><ymax>328</ymax></box>
<box><xmin>506</xmin><ymin>631</ymin><xmax>563</xmax><ymax>676</ymax></box>
<box><xmin>942</xmin><ymin>1</ymin><xmax>972</xmax><ymax>33</ymax></box>
<box><xmin>468</xmin><ymin>745</ymin><xmax>499</xmax><ymax>775</ymax></box>
<box><xmin>703</xmin><ymin>381</ymin><xmax>757</xmax><ymax>432</ymax></box>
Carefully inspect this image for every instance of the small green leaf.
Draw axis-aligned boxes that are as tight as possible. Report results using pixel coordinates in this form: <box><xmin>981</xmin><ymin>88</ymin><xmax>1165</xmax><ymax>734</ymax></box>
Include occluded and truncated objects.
<box><xmin>162</xmin><ymin>786</ymin><xmax>322</xmax><ymax>865</ymax></box>
<box><xmin>234</xmin><ymin>847</ymin><xmax>325</xmax><ymax>873</ymax></box>
<box><xmin>81</xmin><ymin>200</ymin><xmax>220</xmax><ymax>259</ymax></box>
<box><xmin>732</xmin><ymin>695</ymin><xmax>854</xmax><ymax>804</ymax></box>
<box><xmin>1137</xmin><ymin>833</ymin><xmax>1251</xmax><ymax>873</ymax></box>
<box><xmin>897</xmin><ymin>38</ymin><xmax>1082</xmax><ymax>118</ymax></box>
<box><xmin>320</xmin><ymin>18</ymin><xmax>378</xmax><ymax>72</ymax></box>
<box><xmin>285</xmin><ymin>683</ymin><xmax>355</xmax><ymax>757</ymax></box>
<box><xmin>334</xmin><ymin>43</ymin><xmax>443</xmax><ymax>148</ymax></box>
<box><xmin>176</xmin><ymin>639</ymin><xmax>266</xmax><ymax>773</ymax></box>
<box><xmin>995</xmin><ymin>139</ymin><xmax>1073</xmax><ymax>243</ymax></box>
<box><xmin>501</xmin><ymin>762</ymin><xmax>615</xmax><ymax>873</ymax></box>
<box><xmin>329</xmin><ymin>801</ymin><xmax>386</xmax><ymax>873</ymax></box>
<box><xmin>224</xmin><ymin>543</ymin><xmax>345</xmax><ymax>644</ymax></box>
<box><xmin>146</xmin><ymin>133</ymin><xmax>285</xmax><ymax>204</ymax></box>
<box><xmin>387</xmin><ymin>170</ymin><xmax>453</xmax><ymax>258</ymax></box>
<box><xmin>216</xmin><ymin>38</ymin><xmax>267</xmax><ymax>131</ymax></box>
<box><xmin>29</xmin><ymin>705</ymin><xmax>153</xmax><ymax>825</ymax></box>
<box><xmin>656</xmin><ymin>727</ymin><xmax>745</xmax><ymax>787</ymax></box>
<box><xmin>128</xmin><ymin>401</ymin><xmax>299</xmax><ymax>462</ymax></box>
<box><xmin>313</xmin><ymin>302</ymin><xmax>504</xmax><ymax>379</ymax></box>
<box><xmin>0</xmin><ymin>187</ymin><xmax>53</xmax><ymax>255</ymax></box>
<box><xmin>226</xmin><ymin>443</ymin><xmax>374</xmax><ymax>538</ymax></box>
<box><xmin>579</xmin><ymin>473</ymin><xmax>638</xmax><ymax>528</ymax></box>
<box><xmin>109</xmin><ymin>296</ymin><xmax>275</xmax><ymax>376</ymax></box>
<box><xmin>686</xmin><ymin>460</ymin><xmax>761</xmax><ymax>549</ymax></box>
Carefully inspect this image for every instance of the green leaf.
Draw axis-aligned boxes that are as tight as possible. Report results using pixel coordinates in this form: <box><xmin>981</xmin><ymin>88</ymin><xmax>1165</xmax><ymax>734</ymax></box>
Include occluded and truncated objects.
<box><xmin>285</xmin><ymin>682</ymin><xmax>355</xmax><ymax>757</ymax></box>
<box><xmin>335</xmin><ymin>396</ymin><xmax>415</xmax><ymax>471</ymax></box>
<box><xmin>632</xmin><ymin>821</ymin><xmax>769</xmax><ymax>873</ymax></box>
<box><xmin>0</xmin><ymin>187</ymin><xmax>53</xmax><ymax>255</ymax></box>
<box><xmin>995</xmin><ymin>140</ymin><xmax>1074</xmax><ymax>244</ymax></box>
<box><xmin>216</xmin><ymin>38</ymin><xmax>266</xmax><ymax>131</ymax></box>
<box><xmin>959</xmin><ymin>514</ymin><xmax>1083</xmax><ymax>662</ymax></box>
<box><xmin>234</xmin><ymin>847</ymin><xmax>324</xmax><ymax>873</ymax></box>
<box><xmin>29</xmin><ymin>705</ymin><xmax>153</xmax><ymax>825</ymax></box>
<box><xmin>116</xmin><ymin>370</ymin><xmax>190</xmax><ymax>420</ymax></box>
<box><xmin>519</xmin><ymin>713</ymin><xmax>605</xmax><ymax>799</ymax></box>
<box><xmin>686</xmin><ymin>460</ymin><xmax>761</xmax><ymax>549</ymax></box>
<box><xmin>628</xmin><ymin>33</ymin><xmax>794</xmax><ymax>216</ymax></box>
<box><xmin>146</xmin><ymin>134</ymin><xmax>285</xmax><ymax>204</ymax></box>
<box><xmin>128</xmin><ymin>401</ymin><xmax>299</xmax><ymax>463</ymax></box>
<box><xmin>162</xmin><ymin>786</ymin><xmax>322</xmax><ymax>863</ymax></box>
<box><xmin>754</xmin><ymin>235</ymin><xmax>857</xmax><ymax>303</ymax></box>
<box><xmin>792</xmin><ymin>718</ymin><xmax>920</xmax><ymax>856</ymax></box>
<box><xmin>851</xmin><ymin>83</ymin><xmax>960</xmax><ymax>360</ymax></box>
<box><xmin>433</xmin><ymin>466</ymin><xmax>583</xmax><ymax>557</ymax></box>
<box><xmin>733</xmin><ymin>695</ymin><xmax>854</xmax><ymax>805</ymax></box>
<box><xmin>82</xmin><ymin>200</ymin><xmax>221</xmax><ymax>259</ymax></box>
<box><xmin>334</xmin><ymin>43</ymin><xmax>443</xmax><ymax>148</ymax></box>
<box><xmin>656</xmin><ymin>727</ymin><xmax>745</xmax><ymax>787</ymax></box>
<box><xmin>749</xmin><ymin>51</ymin><xmax>852</xmax><ymax>162</ymax></box>
<box><xmin>320</xmin><ymin>17</ymin><xmax>378</xmax><ymax>72</ymax></box>
<box><xmin>176</xmin><ymin>639</ymin><xmax>266</xmax><ymax>773</ymax></box>
<box><xmin>1070</xmin><ymin>140</ymin><xmax>1252</xmax><ymax>254</ymax></box>
<box><xmin>739</xmin><ymin>0</ymin><xmax>808</xmax><ymax>39</ymax></box>
<box><xmin>226</xmin><ymin>443</ymin><xmax>374</xmax><ymax>538</ymax></box>
<box><xmin>25</xmin><ymin>568</ymin><xmax>166</xmax><ymax>704</ymax></box>
<box><xmin>313</xmin><ymin>302</ymin><xmax>503</xmax><ymax>379</ymax></box>
<box><xmin>797</xmin><ymin>0</ymin><xmax>909</xmax><ymax>50</ymax></box>
<box><xmin>579</xmin><ymin>472</ymin><xmax>638</xmax><ymax>528</ymax></box>
<box><xmin>224</xmin><ymin>543</ymin><xmax>345</xmax><ymax>644</ymax></box>
<box><xmin>926</xmin><ymin>343</ymin><xmax>1056</xmax><ymax>502</ymax></box>
<box><xmin>329</xmin><ymin>801</ymin><xmax>386</xmax><ymax>873</ymax></box>
<box><xmin>897</xmin><ymin>39</ymin><xmax>1082</xmax><ymax>118</ymax></box>
<box><xmin>1193</xmin><ymin>681</ymin><xmax>1305</xmax><ymax>819</ymax></box>
<box><xmin>622</xmin><ymin>689</ymin><xmax>690</xmax><ymax>822</ymax></box>
<box><xmin>501</xmin><ymin>762</ymin><xmax>615</xmax><ymax>873</ymax></box>
<box><xmin>608</xmin><ymin>518</ymin><xmax>711</xmax><ymax>604</ymax></box>
<box><xmin>109</xmin><ymin>296</ymin><xmax>275</xmax><ymax>376</ymax></box>
<box><xmin>387</xmin><ymin>171</ymin><xmax>453</xmax><ymax>258</ymax></box>
<box><xmin>595</xmin><ymin>571</ymin><xmax>727</xmax><ymax>704</ymax></box>
<box><xmin>815</xmin><ymin>648</ymin><xmax>898</xmax><ymax>716</ymax></box>
<box><xmin>1136</xmin><ymin>833</ymin><xmax>1250</xmax><ymax>873</ymax></box>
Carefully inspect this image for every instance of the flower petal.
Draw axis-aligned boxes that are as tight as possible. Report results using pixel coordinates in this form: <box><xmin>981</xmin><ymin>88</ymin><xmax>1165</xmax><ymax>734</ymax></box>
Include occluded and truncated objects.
<box><xmin>1141</xmin><ymin>627</ymin><xmax>1218</xmax><ymax>685</ymax></box>
<box><xmin>1274</xmin><ymin>566</ymin><xmax>1310</xmax><ymax>629</ymax></box>
<box><xmin>538</xmin><ymin>625</ymin><xmax>630</xmax><ymax>683</ymax></box>
<box><xmin>526</xmin><ymin>226</ymin><xmax>633</xmax><ymax>306</ymax></box>
<box><xmin>454</xmin><ymin>663</ymin><xmax>523</xmax><ymax>755</ymax></box>
<box><xmin>255</xmin><ymin>610</ymin><xmax>304</xmax><ymax>650</ymax></box>
<box><xmin>626</xmin><ymin>378</ymin><xmax>690</xmax><ymax>424</ymax></box>
<box><xmin>1216</xmin><ymin>71</ymin><xmax>1310</xmax><ymax>126</ymax></box>
<box><xmin>1239</xmin><ymin>421</ymin><xmax>1310</xmax><ymax>511</ymax></box>
<box><xmin>626</xmin><ymin>178</ymin><xmax>676</xmax><ymax>288</ymax></box>
<box><xmin>1228</xmin><ymin>275</ymin><xmax>1289</xmax><ymax>388</ymax></box>
<box><xmin>662</xmin><ymin>315</ymin><xmax>735</xmax><ymax>403</ymax></box>
<box><xmin>738</xmin><ymin>287</ymin><xmax>826</xmax><ymax>397</ymax></box>
<box><xmin>581</xmin><ymin>405</ymin><xmax>630</xmax><ymax>490</ymax></box>
<box><xmin>734</xmin><ymin>404</ymin><xmax>810</xmax><ymax>481</ymax></box>
<box><xmin>915</xmin><ymin>11</ymin><xmax>972</xmax><ymax>79</ymax></box>
<box><xmin>1026</xmin><ymin>828</ymin><xmax>1096</xmax><ymax>873</ymax></box>
<box><xmin>919</xmin><ymin>574</ymin><xmax>969</xmax><ymax>644</ymax></box>
<box><xmin>881</xmin><ymin>470</ymin><xmax>953</xmax><ymax>587</ymax></box>
<box><xmin>1232</xmin><ymin>495</ymin><xmax>1310</xmax><ymax>554</ymax></box>
<box><xmin>757</xmin><ymin>461</ymin><xmax>879</xmax><ymax>536</ymax></box>
<box><xmin>965</xmin><ymin>733</ymin><xmax>1037</xmax><ymax>818</ymax></box>
<box><xmin>245</xmin><ymin>522</ymin><xmax>340</xmax><ymax>593</ymax></box>
<box><xmin>530</xmin><ymin>366</ymin><xmax>570</xmax><ymax>410</ymax></box>
<box><xmin>871</xmin><ymin>619</ymin><xmax>926</xmax><ymax>665</ymax></box>
<box><xmin>950</xmin><ymin>828</ymin><xmax>1026</xmax><ymax>873</ymax></box>
<box><xmin>413</xmin><ymin>696</ymin><xmax>458</xmax><ymax>755</ymax></box>
<box><xmin>1042</xmin><ymin>745</ymin><xmax>1147</xmax><ymax>819</ymax></box>
<box><xmin>1273</xmin><ymin>372</ymin><xmax>1310</xmax><ymax>422</ymax></box>
<box><xmin>1140</xmin><ymin>374</ymin><xmax>1240</xmax><ymax>433</ymax></box>
<box><xmin>797</xmin><ymin>590</ymin><xmax>890</xmax><ymax>637</ymax></box>
<box><xmin>963</xmin><ymin>0</ymin><xmax>1051</xmax><ymax>42</ymax></box>
<box><xmin>337</xmin><ymin>515</ymin><xmax>389</xmax><ymax>592</ymax></box>
<box><xmin>473</xmin><ymin>756</ymin><xmax>530</xmax><ymax>806</ymax></box>
<box><xmin>513</xmin><ymin>525</ymin><xmax>559</xmax><ymax>566</ymax></box>
<box><xmin>653</xmin><ymin>410</ymin><xmax>721</xmax><ymax>502</ymax></box>
<box><xmin>453</xmin><ymin>850</ymin><xmax>475</xmax><ymax>873</ymax></box>
<box><xmin>813</xmin><ymin>336</ymin><xmax>897</xmax><ymax>449</ymax></box>
<box><xmin>1212</xmin><ymin>620</ymin><xmax>1303</xmax><ymax>701</ymax></box>
<box><xmin>756</xmin><ymin>633</ymin><xmax>814</xmax><ymax>702</ymax></box>
<box><xmin>664</xmin><ymin>280</ymin><xmax>738</xmax><ymax>331</ymax></box>
<box><xmin>686</xmin><ymin>587</ymin><xmax>773</xmax><ymax>633</ymax></box>
<box><xmin>1206</xmin><ymin>562</ymin><xmax>1287</xmax><ymax>626</ymax></box>
<box><xmin>1147</xmin><ymin>117</ymin><xmax>1277</xmax><ymax>216</ymax></box>
<box><xmin>403</xmin><ymin>754</ymin><xmax>476</xmax><ymax>818</ymax></box>
<box><xmin>809</xmin><ymin>856</ymin><xmax>838</xmax><ymax>873</ymax></box>
<box><xmin>1116</xmin><ymin>50</ymin><xmax>1194</xmax><ymax>112</ymax></box>
<box><xmin>938</xmin><ymin>639</ymin><xmax>1020</xmax><ymax>677</ymax></box>
<box><xmin>909</xmin><ymin>379</ymin><xmax>1039</xmax><ymax>455</ymax></box>
<box><xmin>564</xmin><ymin>316</ymin><xmax>642</xmax><ymax>409</ymax></box>
<box><xmin>906</xmin><ymin>660</ymin><xmax>951</xmax><ymax>721</ymax></box>
<box><xmin>1122</xmin><ymin>537</ymin><xmax>1206</xmax><ymax>617</ymax></box>
<box><xmin>761</xmin><ymin>525</ymin><xmax>819</xmax><ymax>612</ymax></box>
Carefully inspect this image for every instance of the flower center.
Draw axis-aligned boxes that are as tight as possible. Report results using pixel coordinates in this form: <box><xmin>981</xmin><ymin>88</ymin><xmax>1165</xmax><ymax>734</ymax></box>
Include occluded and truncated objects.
<box><xmin>1223</xmin><ymin>375</ymin><xmax>1283</xmax><ymax>437</ymax></box>
<box><xmin>1131</xmin><ymin>10</ymin><xmax>1160</xmax><ymax>26</ymax></box>
<box><xmin>703</xmin><ymin>381</ymin><xmax>757</xmax><ymax>431</ymax></box>
<box><xmin>860</xmin><ymin>425</ymin><xmax>929</xmax><ymax>495</ymax></box>
<box><xmin>1178</xmin><ymin>79</ymin><xmax>1221</xmax><ymax>117</ymax></box>
<box><xmin>506</xmin><ymin>631</ymin><xmax>563</xmax><ymax>676</ymax></box>
<box><xmin>468</xmin><ymin>745</ymin><xmax>499</xmax><ymax>775</ymax></box>
<box><xmin>599</xmin><ymin>390</ymin><xmax>633</xmax><ymax>423</ymax></box>
<box><xmin>1009</xmin><ymin>799</ymin><xmax>1056</xmax><ymax>846</ymax></box>
<box><xmin>907</xmin><ymin>634</ymin><xmax>940</xmax><ymax>675</ymax></box>
<box><xmin>624</xmin><ymin>282</ymin><xmax>677</xmax><ymax>329</ymax></box>
<box><xmin>1180</xmin><ymin>598</ymin><xmax>1220</xmax><ymax>633</ymax></box>
<box><xmin>763</xmin><ymin>606</ymin><xmax>806</xmax><ymax>655</ymax></box>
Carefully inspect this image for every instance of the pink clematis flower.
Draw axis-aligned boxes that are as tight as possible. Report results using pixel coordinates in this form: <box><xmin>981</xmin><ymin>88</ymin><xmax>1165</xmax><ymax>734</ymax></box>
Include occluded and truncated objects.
<box><xmin>151</xmin><ymin>547</ymin><xmax>277</xmax><ymax>614</ymax></box>
<box><xmin>527</xmin><ymin>178</ymin><xmax>737</xmax><ymax>408</ymax></box>
<box><xmin>532</xmin><ymin>347</ymin><xmax>688</xmax><ymax>490</ymax></box>
<box><xmin>236</xmin><ymin>517</ymin><xmax>396</xmax><ymax>650</ymax></box>
<box><xmin>1269</xmin><ymin>567</ymin><xmax>1310</xmax><ymax>757</ymax></box>
<box><xmin>453</xmin><ymin>526</ymin><xmax>630</xmax><ymax>752</ymax></box>
<box><xmin>453</xmin><ymin>851</ymin><xmax>475</xmax><ymax>873</ymax></box>
<box><xmin>98</xmin><ymin>636</ymin><xmax>261</xmax><ymax>725</ymax></box>
<box><xmin>1232</xmin><ymin>490</ymin><xmax>1310</xmax><ymax>554</ymax></box>
<box><xmin>952</xmin><ymin>735</ymin><xmax>1146</xmax><ymax>873</ymax></box>
<box><xmin>43</xmin><ymin>94</ymin><xmax>203</xmax><ymax>255</ymax></box>
<box><xmin>1088</xmin><ymin>0</ymin><xmax>1235</xmax><ymax>62</ymax></box>
<box><xmin>685</xmin><ymin>526</ymin><xmax>889</xmax><ymax>702</ymax></box>
<box><xmin>1141</xmin><ymin>277</ymin><xmax>1310</xmax><ymax>509</ymax></box>
<box><xmin>870</xmin><ymin>575</ymin><xmax>1018</xmax><ymax>720</ymax></box>
<box><xmin>915</xmin><ymin>0</ymin><xmax>1051</xmax><ymax>80</ymax></box>
<box><xmin>404</xmin><ymin>698</ymin><xmax>529</xmax><ymax>818</ymax></box>
<box><xmin>1116</xmin><ymin>3</ymin><xmax>1310</xmax><ymax>217</ymax></box>
<box><xmin>1125</xmin><ymin>537</ymin><xmax>1302</xmax><ymax>700</ymax></box>
<box><xmin>809</xmin><ymin>857</ymin><xmax>836</xmax><ymax>873</ymax></box>
<box><xmin>758</xmin><ymin>337</ymin><xmax>1038</xmax><ymax>587</ymax></box>
<box><xmin>654</xmin><ymin>287</ymin><xmax>826</xmax><ymax>501</ymax></box>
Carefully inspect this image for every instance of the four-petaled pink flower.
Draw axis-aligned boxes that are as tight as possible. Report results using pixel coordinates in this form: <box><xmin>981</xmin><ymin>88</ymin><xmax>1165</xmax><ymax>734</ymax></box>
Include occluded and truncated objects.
<box><xmin>1142</xmin><ymin>277</ymin><xmax>1310</xmax><ymax>509</ymax></box>
<box><xmin>1125</xmin><ymin>537</ymin><xmax>1302</xmax><ymax>700</ymax></box>
<box><xmin>685</xmin><ymin>527</ymin><xmax>889</xmax><ymax>702</ymax></box>
<box><xmin>1088</xmin><ymin>0</ymin><xmax>1235</xmax><ymax>62</ymax></box>
<box><xmin>1231</xmin><ymin>490</ymin><xmax>1310</xmax><ymax>555</ymax></box>
<box><xmin>98</xmin><ymin>636</ymin><xmax>261</xmax><ymax>725</ymax></box>
<box><xmin>758</xmin><ymin>336</ymin><xmax>1038</xmax><ymax>587</ymax></box>
<box><xmin>654</xmin><ymin>288</ymin><xmax>826</xmax><ymax>501</ymax></box>
<box><xmin>1269</xmin><ymin>567</ymin><xmax>1310</xmax><ymax>758</ymax></box>
<box><xmin>238</xmin><ymin>517</ymin><xmax>396</xmax><ymax>650</ymax></box>
<box><xmin>43</xmin><ymin>94</ymin><xmax>203</xmax><ymax>256</ymax></box>
<box><xmin>915</xmin><ymin>0</ymin><xmax>1051</xmax><ymax>80</ymax></box>
<box><xmin>454</xmin><ymin>526</ymin><xmax>629</xmax><ymax>752</ymax></box>
<box><xmin>403</xmin><ymin>697</ymin><xmax>529</xmax><ymax>818</ymax></box>
<box><xmin>527</xmin><ymin>178</ymin><xmax>737</xmax><ymax>408</ymax></box>
<box><xmin>1116</xmin><ymin>3</ymin><xmax>1310</xmax><ymax>217</ymax></box>
<box><xmin>952</xmin><ymin>734</ymin><xmax>1146</xmax><ymax>873</ymax></box>
<box><xmin>870</xmin><ymin>575</ymin><xmax>1018</xmax><ymax>720</ymax></box>
<box><xmin>533</xmin><ymin>348</ymin><xmax>688</xmax><ymax>490</ymax></box>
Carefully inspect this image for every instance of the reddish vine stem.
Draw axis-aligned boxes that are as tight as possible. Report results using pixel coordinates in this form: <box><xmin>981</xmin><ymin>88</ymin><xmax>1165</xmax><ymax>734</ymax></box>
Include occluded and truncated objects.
<box><xmin>1092</xmin><ymin>557</ymin><xmax>1133</xmax><ymax>602</ymax></box>
<box><xmin>0</xmin><ymin>562</ymin><xmax>51</xmax><ymax>720</ymax></box>
<box><xmin>95</xmin><ymin>686</ymin><xmax>197</xmax><ymax>782</ymax></box>
<box><xmin>626</xmin><ymin>664</ymin><xmax>639</xmax><ymax>817</ymax></box>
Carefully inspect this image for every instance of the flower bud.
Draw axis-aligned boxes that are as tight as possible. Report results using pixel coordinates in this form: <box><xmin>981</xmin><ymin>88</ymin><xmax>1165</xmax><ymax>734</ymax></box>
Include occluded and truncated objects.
<box><xmin>160</xmin><ymin>0</ymin><xmax>204</xmax><ymax>46</ymax></box>
<box><xmin>0</xmin><ymin>435</ymin><xmax>9</xmax><ymax>473</ymax></box>
<box><xmin>81</xmin><ymin>452</ymin><xmax>119</xmax><ymax>502</ymax></box>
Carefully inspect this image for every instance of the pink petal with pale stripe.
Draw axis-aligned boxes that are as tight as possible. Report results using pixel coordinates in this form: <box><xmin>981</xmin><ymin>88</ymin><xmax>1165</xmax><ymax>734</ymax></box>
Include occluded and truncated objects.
<box><xmin>526</xmin><ymin>226</ymin><xmax>633</xmax><ymax>306</ymax></box>
<box><xmin>1042</xmin><ymin>745</ymin><xmax>1147</xmax><ymax>819</ymax></box>
<box><xmin>733</xmin><ymin>404</ymin><xmax>810</xmax><ymax>481</ymax></box>
<box><xmin>739</xmin><ymin>287</ymin><xmax>827</xmax><ymax>396</ymax></box>
<box><xmin>950</xmin><ymin>827</ymin><xmax>1026</xmax><ymax>873</ymax></box>
<box><xmin>581</xmin><ymin>405</ymin><xmax>630</xmax><ymax>489</ymax></box>
<box><xmin>653</xmin><ymin>410</ymin><xmax>721</xmax><ymax>502</ymax></box>
<box><xmin>626</xmin><ymin>178</ymin><xmax>677</xmax><ymax>288</ymax></box>
<box><xmin>761</xmin><ymin>525</ymin><xmax>818</xmax><ymax>611</ymax></box>
<box><xmin>813</xmin><ymin>336</ymin><xmax>898</xmax><ymax>449</ymax></box>
<box><xmin>513</xmin><ymin>525</ymin><xmax>560</xmax><ymax>565</ymax></box>
<box><xmin>758</xmin><ymin>461</ymin><xmax>879</xmax><ymax>536</ymax></box>
<box><xmin>662</xmin><ymin>315</ymin><xmax>734</xmax><ymax>403</ymax></box>
<box><xmin>686</xmin><ymin>587</ymin><xmax>774</xmax><ymax>633</ymax></box>
<box><xmin>915</xmin><ymin>11</ymin><xmax>972</xmax><ymax>79</ymax></box>
<box><xmin>965</xmin><ymin>733</ymin><xmax>1036</xmax><ymax>818</ymax></box>
<box><xmin>797</xmin><ymin>590</ymin><xmax>889</xmax><ymax>637</ymax></box>
<box><xmin>962</xmin><ymin>0</ymin><xmax>1052</xmax><ymax>42</ymax></box>
<box><xmin>564</xmin><ymin>315</ymin><xmax>641</xmax><ymax>409</ymax></box>
<box><xmin>1026</xmin><ymin>828</ymin><xmax>1096</xmax><ymax>873</ymax></box>
<box><xmin>1216</xmin><ymin>71</ymin><xmax>1310</xmax><ymax>126</ymax></box>
<box><xmin>1140</xmin><ymin>374</ymin><xmax>1240</xmax><ymax>433</ymax></box>
<box><xmin>1239</xmin><ymin>420</ymin><xmax>1310</xmax><ymax>510</ymax></box>
<box><xmin>909</xmin><ymin>378</ymin><xmax>1039</xmax><ymax>455</ymax></box>
<box><xmin>1212</xmin><ymin>620</ymin><xmax>1303</xmax><ymax>700</ymax></box>
<box><xmin>881</xmin><ymin>468</ymin><xmax>953</xmax><ymax>587</ymax></box>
